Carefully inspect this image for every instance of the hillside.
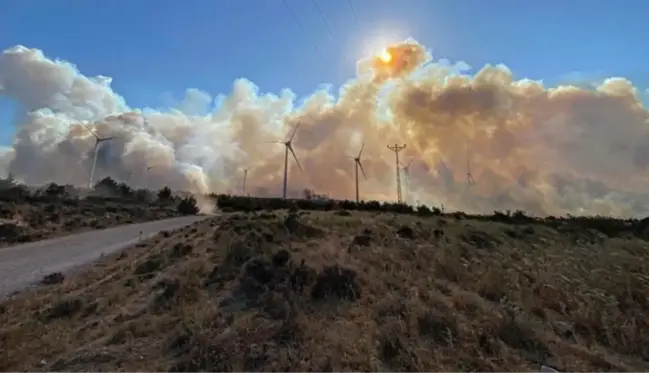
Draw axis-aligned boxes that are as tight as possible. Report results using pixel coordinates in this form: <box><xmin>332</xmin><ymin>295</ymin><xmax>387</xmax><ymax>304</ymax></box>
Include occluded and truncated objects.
<box><xmin>2</xmin><ymin>209</ymin><xmax>649</xmax><ymax>371</ymax></box>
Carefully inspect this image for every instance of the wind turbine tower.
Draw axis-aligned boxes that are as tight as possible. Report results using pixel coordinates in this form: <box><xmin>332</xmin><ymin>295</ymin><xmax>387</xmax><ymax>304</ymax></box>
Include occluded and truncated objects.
<box><xmin>144</xmin><ymin>165</ymin><xmax>157</xmax><ymax>190</ymax></box>
<box><xmin>82</xmin><ymin>123</ymin><xmax>115</xmax><ymax>189</ymax></box>
<box><xmin>349</xmin><ymin>143</ymin><xmax>367</xmax><ymax>203</ymax></box>
<box><xmin>242</xmin><ymin>167</ymin><xmax>252</xmax><ymax>196</ymax></box>
<box><xmin>400</xmin><ymin>158</ymin><xmax>414</xmax><ymax>202</ymax></box>
<box><xmin>267</xmin><ymin>122</ymin><xmax>303</xmax><ymax>199</ymax></box>
<box><xmin>466</xmin><ymin>154</ymin><xmax>476</xmax><ymax>185</ymax></box>
<box><xmin>387</xmin><ymin>143</ymin><xmax>407</xmax><ymax>203</ymax></box>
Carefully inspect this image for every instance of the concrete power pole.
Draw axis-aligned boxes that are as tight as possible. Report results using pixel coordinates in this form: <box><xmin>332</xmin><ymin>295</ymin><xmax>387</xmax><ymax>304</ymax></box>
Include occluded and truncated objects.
<box><xmin>387</xmin><ymin>144</ymin><xmax>407</xmax><ymax>203</ymax></box>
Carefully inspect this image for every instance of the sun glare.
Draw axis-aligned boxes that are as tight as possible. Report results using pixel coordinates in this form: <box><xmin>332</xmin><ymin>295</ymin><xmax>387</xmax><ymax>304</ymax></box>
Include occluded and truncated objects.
<box><xmin>379</xmin><ymin>49</ymin><xmax>392</xmax><ymax>63</ymax></box>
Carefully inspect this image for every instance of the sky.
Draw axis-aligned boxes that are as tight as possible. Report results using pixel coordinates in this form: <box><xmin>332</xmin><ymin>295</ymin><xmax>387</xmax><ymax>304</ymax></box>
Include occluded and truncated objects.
<box><xmin>2</xmin><ymin>0</ymin><xmax>649</xmax><ymax>217</ymax></box>
<box><xmin>2</xmin><ymin>0</ymin><xmax>649</xmax><ymax>146</ymax></box>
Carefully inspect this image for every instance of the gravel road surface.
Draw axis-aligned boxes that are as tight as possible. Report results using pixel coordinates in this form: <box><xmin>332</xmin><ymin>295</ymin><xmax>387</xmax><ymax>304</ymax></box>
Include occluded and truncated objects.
<box><xmin>0</xmin><ymin>215</ymin><xmax>208</xmax><ymax>298</ymax></box>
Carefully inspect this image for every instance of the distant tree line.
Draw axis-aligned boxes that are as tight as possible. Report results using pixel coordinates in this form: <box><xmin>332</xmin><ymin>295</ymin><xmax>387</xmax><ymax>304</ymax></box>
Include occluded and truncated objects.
<box><xmin>214</xmin><ymin>193</ymin><xmax>649</xmax><ymax>241</ymax></box>
<box><xmin>0</xmin><ymin>176</ymin><xmax>200</xmax><ymax>215</ymax></box>
<box><xmin>214</xmin><ymin>193</ymin><xmax>442</xmax><ymax>216</ymax></box>
<box><xmin>2</xmin><ymin>174</ymin><xmax>649</xmax><ymax>240</ymax></box>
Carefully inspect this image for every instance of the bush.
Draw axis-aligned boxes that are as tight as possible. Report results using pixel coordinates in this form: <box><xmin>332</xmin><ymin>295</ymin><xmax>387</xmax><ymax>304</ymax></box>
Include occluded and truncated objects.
<box><xmin>118</xmin><ymin>182</ymin><xmax>132</xmax><ymax>197</ymax></box>
<box><xmin>178</xmin><ymin>196</ymin><xmax>200</xmax><ymax>215</ymax></box>
<box><xmin>44</xmin><ymin>183</ymin><xmax>67</xmax><ymax>198</ymax></box>
<box><xmin>158</xmin><ymin>187</ymin><xmax>172</xmax><ymax>201</ymax></box>
<box><xmin>0</xmin><ymin>185</ymin><xmax>30</xmax><ymax>202</ymax></box>
<box><xmin>133</xmin><ymin>189</ymin><xmax>151</xmax><ymax>203</ymax></box>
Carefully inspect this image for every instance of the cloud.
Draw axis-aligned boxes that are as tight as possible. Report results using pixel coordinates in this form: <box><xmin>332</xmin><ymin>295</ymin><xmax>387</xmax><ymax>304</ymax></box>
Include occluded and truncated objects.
<box><xmin>1</xmin><ymin>39</ymin><xmax>649</xmax><ymax>217</ymax></box>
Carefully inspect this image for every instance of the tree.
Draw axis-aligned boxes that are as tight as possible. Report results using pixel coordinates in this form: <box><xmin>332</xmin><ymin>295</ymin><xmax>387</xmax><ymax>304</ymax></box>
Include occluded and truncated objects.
<box><xmin>0</xmin><ymin>173</ymin><xmax>17</xmax><ymax>190</ymax></box>
<box><xmin>95</xmin><ymin>177</ymin><xmax>119</xmax><ymax>195</ymax></box>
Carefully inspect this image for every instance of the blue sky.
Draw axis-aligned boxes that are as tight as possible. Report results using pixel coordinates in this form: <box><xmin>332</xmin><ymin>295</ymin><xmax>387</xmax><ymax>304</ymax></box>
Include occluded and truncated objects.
<box><xmin>2</xmin><ymin>0</ymin><xmax>649</xmax><ymax>146</ymax></box>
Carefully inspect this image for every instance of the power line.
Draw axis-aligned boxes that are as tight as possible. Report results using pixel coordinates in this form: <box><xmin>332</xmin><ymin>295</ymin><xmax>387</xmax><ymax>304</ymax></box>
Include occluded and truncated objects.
<box><xmin>347</xmin><ymin>0</ymin><xmax>358</xmax><ymax>23</ymax></box>
<box><xmin>310</xmin><ymin>0</ymin><xmax>338</xmax><ymax>50</ymax></box>
<box><xmin>280</xmin><ymin>0</ymin><xmax>323</xmax><ymax>55</ymax></box>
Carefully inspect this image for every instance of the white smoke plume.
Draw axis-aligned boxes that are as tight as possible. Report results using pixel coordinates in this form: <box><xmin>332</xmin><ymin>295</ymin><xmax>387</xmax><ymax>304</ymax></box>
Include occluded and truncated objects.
<box><xmin>1</xmin><ymin>41</ymin><xmax>649</xmax><ymax>217</ymax></box>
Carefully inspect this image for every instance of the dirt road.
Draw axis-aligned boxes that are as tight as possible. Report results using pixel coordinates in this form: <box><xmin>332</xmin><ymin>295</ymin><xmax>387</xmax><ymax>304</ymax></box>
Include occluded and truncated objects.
<box><xmin>0</xmin><ymin>215</ymin><xmax>208</xmax><ymax>298</ymax></box>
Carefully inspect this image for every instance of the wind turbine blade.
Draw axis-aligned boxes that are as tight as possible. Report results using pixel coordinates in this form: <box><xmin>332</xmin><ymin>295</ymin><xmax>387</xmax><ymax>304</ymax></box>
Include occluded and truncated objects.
<box><xmin>406</xmin><ymin>158</ymin><xmax>414</xmax><ymax>167</ymax></box>
<box><xmin>399</xmin><ymin>161</ymin><xmax>406</xmax><ymax>168</ymax></box>
<box><xmin>288</xmin><ymin>145</ymin><xmax>303</xmax><ymax>172</ymax></box>
<box><xmin>357</xmin><ymin>143</ymin><xmax>365</xmax><ymax>158</ymax></box>
<box><xmin>357</xmin><ymin>160</ymin><xmax>367</xmax><ymax>179</ymax></box>
<box><xmin>288</xmin><ymin>121</ymin><xmax>301</xmax><ymax>142</ymax></box>
<box><xmin>81</xmin><ymin>123</ymin><xmax>100</xmax><ymax>139</ymax></box>
<box><xmin>264</xmin><ymin>140</ymin><xmax>283</xmax><ymax>144</ymax></box>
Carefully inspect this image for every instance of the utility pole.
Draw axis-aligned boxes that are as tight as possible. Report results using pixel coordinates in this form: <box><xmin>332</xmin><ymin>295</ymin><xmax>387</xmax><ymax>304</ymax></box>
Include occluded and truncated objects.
<box><xmin>387</xmin><ymin>143</ymin><xmax>407</xmax><ymax>203</ymax></box>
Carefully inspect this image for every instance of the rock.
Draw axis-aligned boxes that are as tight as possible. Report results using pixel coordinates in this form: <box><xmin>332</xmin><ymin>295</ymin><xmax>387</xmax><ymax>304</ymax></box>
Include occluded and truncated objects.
<box><xmin>396</xmin><ymin>225</ymin><xmax>415</xmax><ymax>239</ymax></box>
<box><xmin>41</xmin><ymin>272</ymin><xmax>65</xmax><ymax>285</ymax></box>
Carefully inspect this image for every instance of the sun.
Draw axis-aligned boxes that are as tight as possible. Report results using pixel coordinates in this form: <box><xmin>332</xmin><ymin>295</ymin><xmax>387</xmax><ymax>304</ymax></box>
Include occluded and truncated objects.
<box><xmin>379</xmin><ymin>49</ymin><xmax>392</xmax><ymax>63</ymax></box>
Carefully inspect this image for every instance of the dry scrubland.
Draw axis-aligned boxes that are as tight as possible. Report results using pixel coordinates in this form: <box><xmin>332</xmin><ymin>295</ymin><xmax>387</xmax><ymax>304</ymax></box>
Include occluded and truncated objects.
<box><xmin>0</xmin><ymin>177</ymin><xmax>201</xmax><ymax>247</ymax></box>
<box><xmin>2</xmin><ymin>209</ymin><xmax>649</xmax><ymax>371</ymax></box>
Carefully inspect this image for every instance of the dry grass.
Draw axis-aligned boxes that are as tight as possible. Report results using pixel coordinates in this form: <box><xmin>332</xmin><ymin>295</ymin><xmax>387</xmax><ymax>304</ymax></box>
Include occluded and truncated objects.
<box><xmin>0</xmin><ymin>197</ymin><xmax>180</xmax><ymax>248</ymax></box>
<box><xmin>2</xmin><ymin>210</ymin><xmax>649</xmax><ymax>371</ymax></box>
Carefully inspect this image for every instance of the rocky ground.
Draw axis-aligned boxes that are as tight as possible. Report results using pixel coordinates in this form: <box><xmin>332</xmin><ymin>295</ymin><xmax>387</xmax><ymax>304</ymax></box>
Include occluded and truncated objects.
<box><xmin>0</xmin><ymin>196</ymin><xmax>183</xmax><ymax>248</ymax></box>
<box><xmin>1</xmin><ymin>210</ymin><xmax>648</xmax><ymax>371</ymax></box>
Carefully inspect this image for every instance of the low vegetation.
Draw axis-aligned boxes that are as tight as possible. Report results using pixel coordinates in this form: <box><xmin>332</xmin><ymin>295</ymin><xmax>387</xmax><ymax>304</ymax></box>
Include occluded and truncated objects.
<box><xmin>2</xmin><ymin>209</ymin><xmax>649</xmax><ymax>371</ymax></box>
<box><xmin>0</xmin><ymin>176</ymin><xmax>204</xmax><ymax>247</ymax></box>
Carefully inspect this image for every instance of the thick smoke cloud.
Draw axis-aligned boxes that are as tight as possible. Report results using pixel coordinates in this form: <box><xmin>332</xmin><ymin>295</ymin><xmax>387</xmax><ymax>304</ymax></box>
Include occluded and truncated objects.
<box><xmin>1</xmin><ymin>40</ymin><xmax>649</xmax><ymax>217</ymax></box>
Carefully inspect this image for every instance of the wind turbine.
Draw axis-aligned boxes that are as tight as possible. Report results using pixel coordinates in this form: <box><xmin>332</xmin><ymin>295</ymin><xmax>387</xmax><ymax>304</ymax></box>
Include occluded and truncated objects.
<box><xmin>266</xmin><ymin>122</ymin><xmax>303</xmax><ymax>199</ymax></box>
<box><xmin>463</xmin><ymin>141</ymin><xmax>476</xmax><ymax>186</ymax></box>
<box><xmin>144</xmin><ymin>165</ymin><xmax>157</xmax><ymax>190</ymax></box>
<box><xmin>242</xmin><ymin>166</ymin><xmax>253</xmax><ymax>196</ymax></box>
<box><xmin>400</xmin><ymin>158</ymin><xmax>414</xmax><ymax>203</ymax></box>
<box><xmin>466</xmin><ymin>154</ymin><xmax>476</xmax><ymax>186</ymax></box>
<box><xmin>438</xmin><ymin>158</ymin><xmax>454</xmax><ymax>189</ymax></box>
<box><xmin>82</xmin><ymin>123</ymin><xmax>115</xmax><ymax>189</ymax></box>
<box><xmin>400</xmin><ymin>158</ymin><xmax>414</xmax><ymax>190</ymax></box>
<box><xmin>348</xmin><ymin>143</ymin><xmax>367</xmax><ymax>203</ymax></box>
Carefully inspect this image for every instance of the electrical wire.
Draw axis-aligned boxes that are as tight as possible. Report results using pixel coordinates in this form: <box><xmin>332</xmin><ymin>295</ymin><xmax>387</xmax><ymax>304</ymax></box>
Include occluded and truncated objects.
<box><xmin>347</xmin><ymin>0</ymin><xmax>358</xmax><ymax>23</ymax></box>
<box><xmin>310</xmin><ymin>0</ymin><xmax>339</xmax><ymax>50</ymax></box>
<box><xmin>281</xmin><ymin>0</ymin><xmax>323</xmax><ymax>55</ymax></box>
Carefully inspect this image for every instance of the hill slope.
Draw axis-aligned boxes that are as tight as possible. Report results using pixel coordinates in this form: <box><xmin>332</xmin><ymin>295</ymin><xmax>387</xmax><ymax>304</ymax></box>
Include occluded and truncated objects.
<box><xmin>1</xmin><ymin>210</ymin><xmax>648</xmax><ymax>371</ymax></box>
